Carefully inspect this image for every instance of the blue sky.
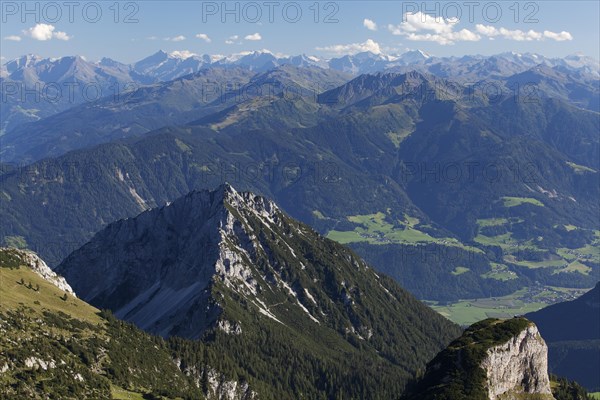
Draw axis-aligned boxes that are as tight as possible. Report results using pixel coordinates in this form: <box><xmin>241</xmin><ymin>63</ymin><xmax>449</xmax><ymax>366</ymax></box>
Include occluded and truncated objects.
<box><xmin>1</xmin><ymin>1</ymin><xmax>598</xmax><ymax>63</ymax></box>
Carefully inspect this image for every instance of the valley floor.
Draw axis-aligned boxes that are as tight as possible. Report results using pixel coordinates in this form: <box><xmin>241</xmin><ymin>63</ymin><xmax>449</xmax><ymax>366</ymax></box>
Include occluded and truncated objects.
<box><xmin>426</xmin><ymin>285</ymin><xmax>592</xmax><ymax>326</ymax></box>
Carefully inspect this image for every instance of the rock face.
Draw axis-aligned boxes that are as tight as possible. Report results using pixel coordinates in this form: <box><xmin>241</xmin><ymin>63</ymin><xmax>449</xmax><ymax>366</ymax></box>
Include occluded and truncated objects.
<box><xmin>481</xmin><ymin>324</ymin><xmax>554</xmax><ymax>400</ymax></box>
<box><xmin>0</xmin><ymin>247</ymin><xmax>75</xmax><ymax>295</ymax></box>
<box><xmin>58</xmin><ymin>184</ymin><xmax>262</xmax><ymax>338</ymax></box>
<box><xmin>403</xmin><ymin>318</ymin><xmax>557</xmax><ymax>400</ymax></box>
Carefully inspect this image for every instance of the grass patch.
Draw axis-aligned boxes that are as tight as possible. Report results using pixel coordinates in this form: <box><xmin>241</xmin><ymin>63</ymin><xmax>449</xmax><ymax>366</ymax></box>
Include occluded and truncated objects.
<box><xmin>431</xmin><ymin>297</ymin><xmax>545</xmax><ymax>327</ymax></box>
<box><xmin>174</xmin><ymin>138</ymin><xmax>192</xmax><ymax>153</ymax></box>
<box><xmin>556</xmin><ymin>248</ymin><xmax>579</xmax><ymax>262</ymax></box>
<box><xmin>481</xmin><ymin>263</ymin><xmax>517</xmax><ymax>281</ymax></box>
<box><xmin>562</xmin><ymin>243</ymin><xmax>600</xmax><ymax>264</ymax></box>
<box><xmin>503</xmin><ymin>255</ymin><xmax>566</xmax><ymax>269</ymax></box>
<box><xmin>328</xmin><ymin>212</ymin><xmax>437</xmax><ymax>245</ymax></box>
<box><xmin>312</xmin><ymin>210</ymin><xmax>326</xmax><ymax>220</ymax></box>
<box><xmin>110</xmin><ymin>385</ymin><xmax>145</xmax><ymax>400</ymax></box>
<box><xmin>501</xmin><ymin>196</ymin><xmax>544</xmax><ymax>208</ymax></box>
<box><xmin>552</xmin><ymin>260</ymin><xmax>592</xmax><ymax>276</ymax></box>
<box><xmin>566</xmin><ymin>161</ymin><xmax>596</xmax><ymax>173</ymax></box>
<box><xmin>385</xmin><ymin>129</ymin><xmax>412</xmax><ymax>148</ymax></box>
<box><xmin>451</xmin><ymin>266</ymin><xmax>470</xmax><ymax>276</ymax></box>
<box><xmin>474</xmin><ymin>232</ymin><xmax>514</xmax><ymax>249</ymax></box>
<box><xmin>476</xmin><ymin>218</ymin><xmax>509</xmax><ymax>227</ymax></box>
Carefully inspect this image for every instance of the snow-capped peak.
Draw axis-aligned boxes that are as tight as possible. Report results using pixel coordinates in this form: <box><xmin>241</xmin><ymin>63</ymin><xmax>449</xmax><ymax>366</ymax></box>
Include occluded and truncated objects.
<box><xmin>169</xmin><ymin>50</ymin><xmax>198</xmax><ymax>60</ymax></box>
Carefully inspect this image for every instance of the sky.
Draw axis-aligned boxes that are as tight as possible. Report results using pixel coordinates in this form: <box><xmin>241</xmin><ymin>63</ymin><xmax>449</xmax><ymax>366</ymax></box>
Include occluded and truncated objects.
<box><xmin>1</xmin><ymin>1</ymin><xmax>599</xmax><ymax>63</ymax></box>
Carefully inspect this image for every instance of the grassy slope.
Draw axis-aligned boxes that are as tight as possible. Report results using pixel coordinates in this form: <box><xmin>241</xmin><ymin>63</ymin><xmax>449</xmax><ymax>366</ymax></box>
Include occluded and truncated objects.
<box><xmin>0</xmin><ymin>252</ymin><xmax>200</xmax><ymax>399</ymax></box>
<box><xmin>0</xmin><ymin>266</ymin><xmax>102</xmax><ymax>326</ymax></box>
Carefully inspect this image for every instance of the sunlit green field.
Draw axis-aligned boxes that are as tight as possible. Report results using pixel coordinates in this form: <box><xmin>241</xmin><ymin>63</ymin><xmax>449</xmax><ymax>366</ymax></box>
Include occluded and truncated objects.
<box><xmin>326</xmin><ymin>211</ymin><xmax>480</xmax><ymax>252</ymax></box>
<box><xmin>110</xmin><ymin>386</ymin><xmax>145</xmax><ymax>400</ymax></box>
<box><xmin>501</xmin><ymin>196</ymin><xmax>545</xmax><ymax>207</ymax></box>
<box><xmin>428</xmin><ymin>286</ymin><xmax>593</xmax><ymax>326</ymax></box>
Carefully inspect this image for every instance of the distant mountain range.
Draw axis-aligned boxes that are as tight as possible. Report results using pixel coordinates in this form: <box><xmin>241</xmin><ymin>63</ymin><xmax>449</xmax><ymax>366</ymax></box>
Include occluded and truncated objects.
<box><xmin>1</xmin><ymin>50</ymin><xmax>598</xmax><ymax>133</ymax></box>
<box><xmin>0</xmin><ymin>53</ymin><xmax>598</xmax><ymax>308</ymax></box>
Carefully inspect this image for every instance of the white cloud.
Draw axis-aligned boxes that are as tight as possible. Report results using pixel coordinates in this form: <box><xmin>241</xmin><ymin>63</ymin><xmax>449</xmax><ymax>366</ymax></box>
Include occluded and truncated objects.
<box><xmin>147</xmin><ymin>36</ymin><xmax>158</xmax><ymax>40</ymax></box>
<box><xmin>405</xmin><ymin>29</ymin><xmax>479</xmax><ymax>45</ymax></box>
<box><xmin>4</xmin><ymin>35</ymin><xmax>21</xmax><ymax>41</ymax></box>
<box><xmin>475</xmin><ymin>25</ymin><xmax>540</xmax><ymax>41</ymax></box>
<box><xmin>195</xmin><ymin>33</ymin><xmax>211</xmax><ymax>43</ymax></box>
<box><xmin>170</xmin><ymin>35</ymin><xmax>186</xmax><ymax>42</ymax></box>
<box><xmin>23</xmin><ymin>23</ymin><xmax>71</xmax><ymax>41</ymax></box>
<box><xmin>244</xmin><ymin>33</ymin><xmax>262</xmax><ymax>41</ymax></box>
<box><xmin>24</xmin><ymin>23</ymin><xmax>54</xmax><ymax>40</ymax></box>
<box><xmin>389</xmin><ymin>12</ymin><xmax>458</xmax><ymax>35</ymax></box>
<box><xmin>502</xmin><ymin>28</ymin><xmax>542</xmax><ymax>41</ymax></box>
<box><xmin>388</xmin><ymin>12</ymin><xmax>478</xmax><ymax>45</ymax></box>
<box><xmin>53</xmin><ymin>31</ymin><xmax>71</xmax><ymax>41</ymax></box>
<box><xmin>543</xmin><ymin>30</ymin><xmax>573</xmax><ymax>41</ymax></box>
<box><xmin>316</xmin><ymin>38</ymin><xmax>382</xmax><ymax>55</ymax></box>
<box><xmin>476</xmin><ymin>25</ymin><xmax>573</xmax><ymax>42</ymax></box>
<box><xmin>225</xmin><ymin>35</ymin><xmax>239</xmax><ymax>45</ymax></box>
<box><xmin>474</xmin><ymin>24</ymin><xmax>497</xmax><ymax>36</ymax></box>
<box><xmin>363</xmin><ymin>19</ymin><xmax>377</xmax><ymax>31</ymax></box>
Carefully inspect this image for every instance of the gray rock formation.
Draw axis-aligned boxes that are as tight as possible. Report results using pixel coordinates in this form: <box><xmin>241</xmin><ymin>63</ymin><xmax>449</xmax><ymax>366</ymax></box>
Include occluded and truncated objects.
<box><xmin>404</xmin><ymin>318</ymin><xmax>558</xmax><ymax>400</ymax></box>
<box><xmin>57</xmin><ymin>184</ymin><xmax>264</xmax><ymax>338</ymax></box>
<box><xmin>481</xmin><ymin>324</ymin><xmax>555</xmax><ymax>400</ymax></box>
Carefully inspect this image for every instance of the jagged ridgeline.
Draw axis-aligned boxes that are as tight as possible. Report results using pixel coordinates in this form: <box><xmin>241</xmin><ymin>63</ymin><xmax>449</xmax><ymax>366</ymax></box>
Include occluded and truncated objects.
<box><xmin>54</xmin><ymin>184</ymin><xmax>461</xmax><ymax>398</ymax></box>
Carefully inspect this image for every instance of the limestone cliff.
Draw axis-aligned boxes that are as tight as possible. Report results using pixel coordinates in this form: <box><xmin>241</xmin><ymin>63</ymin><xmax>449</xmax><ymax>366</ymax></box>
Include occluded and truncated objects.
<box><xmin>403</xmin><ymin>318</ymin><xmax>556</xmax><ymax>400</ymax></box>
<box><xmin>481</xmin><ymin>323</ymin><xmax>554</xmax><ymax>400</ymax></box>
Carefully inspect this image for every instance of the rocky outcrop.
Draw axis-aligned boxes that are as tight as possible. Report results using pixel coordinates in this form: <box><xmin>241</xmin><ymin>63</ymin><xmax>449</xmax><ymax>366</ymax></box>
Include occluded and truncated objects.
<box><xmin>481</xmin><ymin>324</ymin><xmax>555</xmax><ymax>400</ymax></box>
<box><xmin>173</xmin><ymin>360</ymin><xmax>256</xmax><ymax>400</ymax></box>
<box><xmin>0</xmin><ymin>247</ymin><xmax>75</xmax><ymax>295</ymax></box>
<box><xmin>403</xmin><ymin>318</ymin><xmax>557</xmax><ymax>400</ymax></box>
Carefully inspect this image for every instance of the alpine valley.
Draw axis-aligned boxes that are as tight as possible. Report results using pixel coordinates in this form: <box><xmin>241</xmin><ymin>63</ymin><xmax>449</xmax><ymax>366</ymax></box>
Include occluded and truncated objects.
<box><xmin>0</xmin><ymin>46</ymin><xmax>599</xmax><ymax>399</ymax></box>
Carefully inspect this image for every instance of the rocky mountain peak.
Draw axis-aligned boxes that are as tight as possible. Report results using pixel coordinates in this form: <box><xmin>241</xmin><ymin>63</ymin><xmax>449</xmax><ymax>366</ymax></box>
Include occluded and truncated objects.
<box><xmin>55</xmin><ymin>185</ymin><xmax>301</xmax><ymax>338</ymax></box>
<box><xmin>56</xmin><ymin>184</ymin><xmax>461</xmax><ymax>392</ymax></box>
